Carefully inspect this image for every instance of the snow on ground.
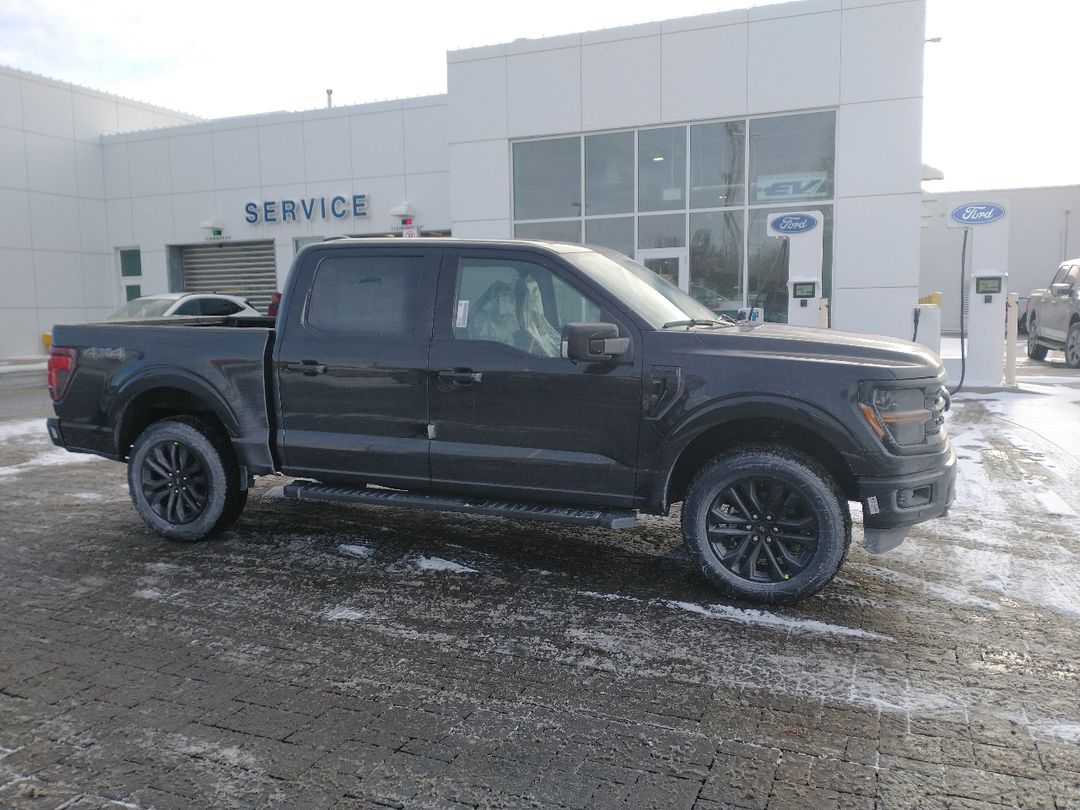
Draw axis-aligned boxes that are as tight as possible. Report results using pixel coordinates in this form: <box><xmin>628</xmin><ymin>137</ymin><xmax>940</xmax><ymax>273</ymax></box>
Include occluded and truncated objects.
<box><xmin>337</xmin><ymin>543</ymin><xmax>374</xmax><ymax>559</ymax></box>
<box><xmin>0</xmin><ymin>419</ymin><xmax>45</xmax><ymax>442</ymax></box>
<box><xmin>412</xmin><ymin>555</ymin><xmax>477</xmax><ymax>573</ymax></box>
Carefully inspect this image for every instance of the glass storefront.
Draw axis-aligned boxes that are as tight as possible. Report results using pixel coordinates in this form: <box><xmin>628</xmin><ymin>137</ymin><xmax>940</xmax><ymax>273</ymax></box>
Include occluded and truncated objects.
<box><xmin>512</xmin><ymin>111</ymin><xmax>836</xmax><ymax>322</ymax></box>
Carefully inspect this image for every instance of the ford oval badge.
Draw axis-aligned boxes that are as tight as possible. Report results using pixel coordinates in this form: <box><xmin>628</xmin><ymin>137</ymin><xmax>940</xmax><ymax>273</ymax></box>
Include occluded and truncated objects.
<box><xmin>950</xmin><ymin>202</ymin><xmax>1006</xmax><ymax>225</ymax></box>
<box><xmin>772</xmin><ymin>213</ymin><xmax>818</xmax><ymax>234</ymax></box>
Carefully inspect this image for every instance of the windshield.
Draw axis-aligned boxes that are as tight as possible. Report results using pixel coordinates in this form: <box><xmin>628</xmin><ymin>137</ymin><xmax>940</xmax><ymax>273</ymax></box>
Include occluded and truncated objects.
<box><xmin>564</xmin><ymin>247</ymin><xmax>727</xmax><ymax>328</ymax></box>
<box><xmin>106</xmin><ymin>297</ymin><xmax>175</xmax><ymax>319</ymax></box>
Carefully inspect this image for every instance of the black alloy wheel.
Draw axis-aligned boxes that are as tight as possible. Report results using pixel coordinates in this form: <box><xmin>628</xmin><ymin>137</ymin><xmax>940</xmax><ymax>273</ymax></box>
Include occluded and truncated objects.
<box><xmin>1027</xmin><ymin>320</ymin><xmax>1048</xmax><ymax>361</ymax></box>
<box><xmin>681</xmin><ymin>446</ymin><xmax>850</xmax><ymax>604</ymax></box>
<box><xmin>705</xmin><ymin>475</ymin><xmax>819</xmax><ymax>584</ymax></box>
<box><xmin>140</xmin><ymin>440</ymin><xmax>210</xmax><ymax>525</ymax></box>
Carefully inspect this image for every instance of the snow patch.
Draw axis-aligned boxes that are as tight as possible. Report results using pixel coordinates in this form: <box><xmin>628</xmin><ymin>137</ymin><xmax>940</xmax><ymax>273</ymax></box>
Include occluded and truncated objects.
<box><xmin>661</xmin><ymin>600</ymin><xmax>893</xmax><ymax>642</ymax></box>
<box><xmin>0</xmin><ymin>448</ymin><xmax>107</xmax><ymax>479</ymax></box>
<box><xmin>413</xmin><ymin>556</ymin><xmax>477</xmax><ymax>573</ymax></box>
<box><xmin>325</xmin><ymin>606</ymin><xmax>370</xmax><ymax>621</ymax></box>
<box><xmin>133</xmin><ymin>588</ymin><xmax>165</xmax><ymax>600</ymax></box>
<box><xmin>145</xmin><ymin>562</ymin><xmax>181</xmax><ymax>573</ymax></box>
<box><xmin>0</xmin><ymin>419</ymin><xmax>46</xmax><ymax>442</ymax></box>
<box><xmin>1028</xmin><ymin>721</ymin><xmax>1080</xmax><ymax>744</ymax></box>
<box><xmin>338</xmin><ymin>543</ymin><xmax>374</xmax><ymax>559</ymax></box>
<box><xmin>1033</xmin><ymin>489</ymin><xmax>1077</xmax><ymax>517</ymax></box>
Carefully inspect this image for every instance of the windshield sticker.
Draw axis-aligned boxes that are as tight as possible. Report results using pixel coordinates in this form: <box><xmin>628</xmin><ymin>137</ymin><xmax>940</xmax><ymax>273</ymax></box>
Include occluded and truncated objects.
<box><xmin>455</xmin><ymin>300</ymin><xmax>469</xmax><ymax>329</ymax></box>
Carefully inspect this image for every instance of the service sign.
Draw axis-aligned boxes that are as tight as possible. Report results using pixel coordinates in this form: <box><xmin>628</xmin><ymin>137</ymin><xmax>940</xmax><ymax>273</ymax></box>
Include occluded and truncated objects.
<box><xmin>245</xmin><ymin>194</ymin><xmax>368</xmax><ymax>224</ymax></box>
<box><xmin>771</xmin><ymin>213</ymin><xmax>818</xmax><ymax>234</ymax></box>
<box><xmin>950</xmin><ymin>202</ymin><xmax>1006</xmax><ymax>225</ymax></box>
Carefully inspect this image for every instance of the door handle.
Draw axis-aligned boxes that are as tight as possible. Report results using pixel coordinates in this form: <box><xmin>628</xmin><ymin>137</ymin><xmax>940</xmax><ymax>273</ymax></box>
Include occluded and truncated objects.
<box><xmin>437</xmin><ymin>369</ymin><xmax>482</xmax><ymax>384</ymax></box>
<box><xmin>285</xmin><ymin>361</ymin><xmax>327</xmax><ymax>376</ymax></box>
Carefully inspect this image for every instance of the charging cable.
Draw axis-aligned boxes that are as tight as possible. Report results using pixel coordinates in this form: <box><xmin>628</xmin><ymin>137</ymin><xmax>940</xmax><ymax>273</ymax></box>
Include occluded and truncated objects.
<box><xmin>949</xmin><ymin>228</ymin><xmax>969</xmax><ymax>395</ymax></box>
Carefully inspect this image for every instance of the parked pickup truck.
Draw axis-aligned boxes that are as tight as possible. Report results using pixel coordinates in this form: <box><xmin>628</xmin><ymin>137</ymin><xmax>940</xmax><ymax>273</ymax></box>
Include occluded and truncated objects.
<box><xmin>1027</xmin><ymin>258</ymin><xmax>1080</xmax><ymax>368</ymax></box>
<box><xmin>47</xmin><ymin>238</ymin><xmax>956</xmax><ymax>604</ymax></box>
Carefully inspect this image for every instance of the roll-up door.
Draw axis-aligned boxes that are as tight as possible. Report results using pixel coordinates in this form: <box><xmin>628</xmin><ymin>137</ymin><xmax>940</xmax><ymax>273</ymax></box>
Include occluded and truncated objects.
<box><xmin>180</xmin><ymin>241</ymin><xmax>278</xmax><ymax>312</ymax></box>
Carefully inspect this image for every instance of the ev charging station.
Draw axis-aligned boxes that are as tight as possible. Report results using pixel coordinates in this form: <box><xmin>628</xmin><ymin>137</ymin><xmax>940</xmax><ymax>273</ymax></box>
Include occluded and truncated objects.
<box><xmin>947</xmin><ymin>201</ymin><xmax>1009</xmax><ymax>387</ymax></box>
<box><xmin>767</xmin><ymin>211</ymin><xmax>828</xmax><ymax>328</ymax></box>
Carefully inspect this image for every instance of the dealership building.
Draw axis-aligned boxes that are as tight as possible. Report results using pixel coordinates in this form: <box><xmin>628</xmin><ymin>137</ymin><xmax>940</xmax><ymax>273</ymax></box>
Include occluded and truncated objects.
<box><xmin>0</xmin><ymin>0</ymin><xmax>928</xmax><ymax>359</ymax></box>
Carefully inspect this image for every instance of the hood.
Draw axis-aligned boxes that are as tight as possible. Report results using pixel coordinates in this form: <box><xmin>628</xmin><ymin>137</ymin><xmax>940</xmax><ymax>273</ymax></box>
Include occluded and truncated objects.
<box><xmin>651</xmin><ymin>322</ymin><xmax>944</xmax><ymax>381</ymax></box>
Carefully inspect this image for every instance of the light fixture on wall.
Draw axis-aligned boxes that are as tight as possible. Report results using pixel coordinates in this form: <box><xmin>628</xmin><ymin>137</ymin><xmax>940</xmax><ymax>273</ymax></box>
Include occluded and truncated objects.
<box><xmin>198</xmin><ymin>217</ymin><xmax>226</xmax><ymax>238</ymax></box>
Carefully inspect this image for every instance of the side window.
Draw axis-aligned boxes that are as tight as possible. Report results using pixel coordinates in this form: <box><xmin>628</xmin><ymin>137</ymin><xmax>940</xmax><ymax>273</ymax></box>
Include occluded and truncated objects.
<box><xmin>1066</xmin><ymin>265</ymin><xmax>1079</xmax><ymax>288</ymax></box>
<box><xmin>173</xmin><ymin>299</ymin><xmax>203</xmax><ymax>316</ymax></box>
<box><xmin>202</xmin><ymin>299</ymin><xmax>243</xmax><ymax>316</ymax></box>
<box><xmin>307</xmin><ymin>255</ymin><xmax>423</xmax><ymax>336</ymax></box>
<box><xmin>1051</xmin><ymin>264</ymin><xmax>1070</xmax><ymax>285</ymax></box>
<box><xmin>453</xmin><ymin>257</ymin><xmax>601</xmax><ymax>357</ymax></box>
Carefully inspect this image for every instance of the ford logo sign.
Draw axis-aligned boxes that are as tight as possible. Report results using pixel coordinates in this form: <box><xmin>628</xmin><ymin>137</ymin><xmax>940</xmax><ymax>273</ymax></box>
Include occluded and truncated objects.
<box><xmin>950</xmin><ymin>203</ymin><xmax>1006</xmax><ymax>225</ymax></box>
<box><xmin>772</xmin><ymin>214</ymin><xmax>818</xmax><ymax>234</ymax></box>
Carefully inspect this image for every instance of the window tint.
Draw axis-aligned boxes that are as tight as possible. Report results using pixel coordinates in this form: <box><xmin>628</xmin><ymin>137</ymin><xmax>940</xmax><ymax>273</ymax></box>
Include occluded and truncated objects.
<box><xmin>1051</xmin><ymin>264</ymin><xmax>1071</xmax><ymax>285</ymax></box>
<box><xmin>307</xmin><ymin>256</ymin><xmax>422</xmax><ymax>335</ymax></box>
<box><xmin>512</xmin><ymin>138</ymin><xmax>581</xmax><ymax>220</ymax></box>
<box><xmin>638</xmin><ymin>127</ymin><xmax>686</xmax><ymax>212</ymax></box>
<box><xmin>201</xmin><ymin>298</ymin><xmax>243</xmax><ymax>316</ymax></box>
<box><xmin>173</xmin><ymin>299</ymin><xmax>203</xmax><ymax>315</ymax></box>
<box><xmin>1066</xmin><ymin>265</ymin><xmax>1079</xmax><ymax>287</ymax></box>
<box><xmin>749</xmin><ymin>112</ymin><xmax>835</xmax><ymax>205</ymax></box>
<box><xmin>453</xmin><ymin>258</ymin><xmax>600</xmax><ymax>357</ymax></box>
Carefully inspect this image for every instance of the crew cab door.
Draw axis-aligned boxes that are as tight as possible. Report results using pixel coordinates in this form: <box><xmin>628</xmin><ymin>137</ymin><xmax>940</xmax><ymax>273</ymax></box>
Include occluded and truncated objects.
<box><xmin>1045</xmin><ymin>263</ymin><xmax>1078</xmax><ymax>341</ymax></box>
<box><xmin>274</xmin><ymin>246</ymin><xmax>440</xmax><ymax>488</ymax></box>
<box><xmin>427</xmin><ymin>248</ymin><xmax>642</xmax><ymax>506</ymax></box>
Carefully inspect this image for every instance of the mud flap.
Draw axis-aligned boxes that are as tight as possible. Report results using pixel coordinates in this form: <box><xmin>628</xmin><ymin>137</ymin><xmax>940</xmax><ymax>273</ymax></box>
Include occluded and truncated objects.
<box><xmin>863</xmin><ymin>527</ymin><xmax>908</xmax><ymax>554</ymax></box>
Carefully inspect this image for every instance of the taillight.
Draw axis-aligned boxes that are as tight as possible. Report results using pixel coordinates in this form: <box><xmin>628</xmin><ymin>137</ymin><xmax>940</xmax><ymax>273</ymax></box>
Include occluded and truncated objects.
<box><xmin>47</xmin><ymin>346</ymin><xmax>78</xmax><ymax>401</ymax></box>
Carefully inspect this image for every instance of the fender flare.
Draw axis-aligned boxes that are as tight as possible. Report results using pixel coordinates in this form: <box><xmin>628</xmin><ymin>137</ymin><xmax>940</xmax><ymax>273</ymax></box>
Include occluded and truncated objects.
<box><xmin>654</xmin><ymin>395</ymin><xmax>864</xmax><ymax>509</ymax></box>
<box><xmin>109</xmin><ymin>367</ymin><xmax>242</xmax><ymax>456</ymax></box>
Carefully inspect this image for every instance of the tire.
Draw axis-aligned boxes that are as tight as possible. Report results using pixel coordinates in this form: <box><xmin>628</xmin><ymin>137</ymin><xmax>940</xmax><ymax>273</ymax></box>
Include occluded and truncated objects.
<box><xmin>1067</xmin><ymin>321</ymin><xmax>1080</xmax><ymax>369</ymax></box>
<box><xmin>680</xmin><ymin>446</ymin><xmax>851</xmax><ymax>605</ymax></box>
<box><xmin>127</xmin><ymin>417</ymin><xmax>246</xmax><ymax>541</ymax></box>
<box><xmin>1027</xmin><ymin>318</ymin><xmax>1049</xmax><ymax>361</ymax></box>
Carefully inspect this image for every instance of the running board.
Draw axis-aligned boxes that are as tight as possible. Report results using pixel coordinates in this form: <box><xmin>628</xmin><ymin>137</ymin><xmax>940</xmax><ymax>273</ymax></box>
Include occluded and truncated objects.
<box><xmin>277</xmin><ymin>481</ymin><xmax>637</xmax><ymax>529</ymax></box>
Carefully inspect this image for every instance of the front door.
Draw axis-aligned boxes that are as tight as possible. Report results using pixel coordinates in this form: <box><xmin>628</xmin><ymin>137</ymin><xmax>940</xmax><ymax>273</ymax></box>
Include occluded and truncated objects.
<box><xmin>427</xmin><ymin>248</ymin><xmax>642</xmax><ymax>506</ymax></box>
<box><xmin>637</xmin><ymin>248</ymin><xmax>689</xmax><ymax>292</ymax></box>
<box><xmin>274</xmin><ymin>246</ymin><xmax>441</xmax><ymax>488</ymax></box>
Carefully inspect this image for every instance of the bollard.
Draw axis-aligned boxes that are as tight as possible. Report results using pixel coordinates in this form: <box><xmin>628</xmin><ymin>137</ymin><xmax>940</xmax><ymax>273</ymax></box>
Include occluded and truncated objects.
<box><xmin>1005</xmin><ymin>292</ymin><xmax>1018</xmax><ymax>387</ymax></box>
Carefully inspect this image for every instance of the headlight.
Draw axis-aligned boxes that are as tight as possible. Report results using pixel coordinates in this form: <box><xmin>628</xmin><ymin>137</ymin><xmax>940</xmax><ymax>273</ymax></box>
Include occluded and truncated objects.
<box><xmin>859</xmin><ymin>387</ymin><xmax>934</xmax><ymax>447</ymax></box>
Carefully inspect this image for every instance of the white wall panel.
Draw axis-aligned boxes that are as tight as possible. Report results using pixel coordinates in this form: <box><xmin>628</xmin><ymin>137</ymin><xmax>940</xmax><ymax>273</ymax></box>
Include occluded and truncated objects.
<box><xmin>350</xmin><ymin>111</ymin><xmax>405</xmax><ymax>178</ymax></box>
<box><xmin>450</xmin><ymin>140</ymin><xmax>510</xmax><ymax>223</ymax></box>
<box><xmin>258</xmin><ymin>123</ymin><xmax>305</xmax><ymax>187</ymax></box>
<box><xmin>0</xmin><ymin>248</ymin><xmax>37</xmax><ymax>307</ymax></box>
<box><xmin>170</xmin><ymin>191</ymin><xmax>218</xmax><ymax>243</ymax></box>
<box><xmin>126</xmin><ymin>138</ymin><xmax>173</xmax><ymax>198</ymax></box>
<box><xmin>37</xmin><ymin>308</ymin><xmax>88</xmax><ymax>336</ymax></box>
<box><xmin>0</xmin><ymin>309</ymin><xmax>41</xmax><ymax>357</ymax></box>
<box><xmin>403</xmin><ymin>105</ymin><xmax>449</xmax><ymax>174</ymax></box>
<box><xmin>661</xmin><ymin>24</ymin><xmax>748</xmax><ymax>123</ymax></box>
<box><xmin>75</xmin><ymin>141</ymin><xmax>105</xmax><ymax>199</ymax></box>
<box><xmin>841</xmin><ymin>1</ymin><xmax>924</xmax><ymax>104</ymax></box>
<box><xmin>747</xmin><ymin>11</ymin><xmax>841</xmax><ymax>113</ymax></box>
<box><xmin>72</xmin><ymin>93</ymin><xmax>119</xmax><ymax>141</ymax></box>
<box><xmin>303</xmin><ymin>116</ymin><xmax>352</xmax><ymax>183</ymax></box>
<box><xmin>0</xmin><ymin>72</ymin><xmax>23</xmax><ymax>129</ymax></box>
<box><xmin>0</xmin><ymin>128</ymin><xmax>27</xmax><ymax>188</ymax></box>
<box><xmin>448</xmin><ymin>58</ymin><xmax>507</xmax><ymax>143</ymax></box>
<box><xmin>28</xmin><ymin>193</ymin><xmax>82</xmax><ymax>252</ymax></box>
<box><xmin>750</xmin><ymin>0</ymin><xmax>840</xmax><ymax>19</ymax></box>
<box><xmin>116</xmin><ymin>103</ymin><xmax>156</xmax><ymax>134</ymax></box>
<box><xmin>212</xmin><ymin>128</ymin><xmax>261</xmax><ymax>189</ymax></box>
<box><xmin>77</xmin><ymin>198</ymin><xmax>108</xmax><ymax>253</ymax></box>
<box><xmin>105</xmin><ymin>199</ymin><xmax>134</xmax><ymax>247</ymax></box>
<box><xmin>349</xmin><ymin>175</ymin><xmax>408</xmax><ymax>233</ymax></box>
<box><xmin>102</xmin><ymin>142</ymin><xmax>131</xmax><ymax>199</ymax></box>
<box><xmin>404</xmin><ymin>172</ymin><xmax>451</xmax><ymax>229</ymax></box>
<box><xmin>20</xmin><ymin>80</ymin><xmax>73</xmax><ymax>138</ymax></box>
<box><xmin>23</xmin><ymin>133</ymin><xmax>78</xmax><ymax>196</ymax></box>
<box><xmin>32</xmin><ymin>251</ymin><xmax>84</xmax><ymax>307</ymax></box>
<box><xmin>169</xmin><ymin>132</ymin><xmax>216</xmax><ymax>194</ymax></box>
<box><xmin>138</xmin><ymin>249</ymin><xmax>168</xmax><ymax>293</ymax></box>
<box><xmin>832</xmin><ymin>285</ymin><xmax>918</xmax><ymax>339</ymax></box>
<box><xmin>130</xmin><ymin>195</ymin><xmax>175</xmax><ymax>249</ymax></box>
<box><xmin>836</xmin><ymin>97</ymin><xmax>921</xmax><ymax>197</ymax></box>
<box><xmin>833</xmin><ymin>194</ymin><xmax>920</xmax><ymax>289</ymax></box>
<box><xmin>507</xmin><ymin>48</ymin><xmax>581</xmax><ymax>138</ymax></box>
<box><xmin>214</xmin><ymin>187</ymin><xmax>265</xmax><ymax>240</ymax></box>
<box><xmin>81</xmin><ymin>253</ymin><xmax>117</xmax><ymax>309</ymax></box>
<box><xmin>581</xmin><ymin>37</ymin><xmax>661</xmax><ymax>131</ymax></box>
<box><xmin>450</xmin><ymin>219</ymin><xmax>511</xmax><ymax>238</ymax></box>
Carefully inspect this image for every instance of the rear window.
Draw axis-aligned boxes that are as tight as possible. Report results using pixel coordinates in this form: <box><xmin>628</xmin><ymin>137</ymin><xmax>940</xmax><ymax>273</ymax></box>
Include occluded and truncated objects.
<box><xmin>106</xmin><ymin>297</ymin><xmax>175</xmax><ymax>319</ymax></box>
<box><xmin>306</xmin><ymin>256</ymin><xmax>423</xmax><ymax>336</ymax></box>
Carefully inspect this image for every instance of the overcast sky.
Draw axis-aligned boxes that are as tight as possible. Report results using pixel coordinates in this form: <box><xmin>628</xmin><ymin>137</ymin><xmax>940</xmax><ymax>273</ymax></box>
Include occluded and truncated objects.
<box><xmin>1</xmin><ymin>0</ymin><xmax>1076</xmax><ymax>192</ymax></box>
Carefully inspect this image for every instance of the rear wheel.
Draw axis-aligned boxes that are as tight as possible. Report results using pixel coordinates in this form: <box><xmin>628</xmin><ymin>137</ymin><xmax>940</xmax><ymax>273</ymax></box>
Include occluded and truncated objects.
<box><xmin>680</xmin><ymin>447</ymin><xmax>850</xmax><ymax>604</ymax></box>
<box><xmin>128</xmin><ymin>417</ymin><xmax>246</xmax><ymax>541</ymax></box>
<box><xmin>1067</xmin><ymin>322</ymin><xmax>1080</xmax><ymax>369</ymax></box>
<box><xmin>1027</xmin><ymin>318</ymin><xmax>1049</xmax><ymax>361</ymax></box>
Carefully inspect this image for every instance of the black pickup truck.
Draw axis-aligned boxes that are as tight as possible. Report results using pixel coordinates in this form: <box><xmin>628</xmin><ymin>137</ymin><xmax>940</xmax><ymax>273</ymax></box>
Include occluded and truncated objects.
<box><xmin>47</xmin><ymin>238</ymin><xmax>955</xmax><ymax>604</ymax></box>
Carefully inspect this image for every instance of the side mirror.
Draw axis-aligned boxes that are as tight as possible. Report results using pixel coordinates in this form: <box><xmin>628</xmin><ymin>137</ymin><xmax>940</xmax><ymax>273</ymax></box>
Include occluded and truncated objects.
<box><xmin>562</xmin><ymin>322</ymin><xmax>630</xmax><ymax>363</ymax></box>
<box><xmin>1051</xmin><ymin>282</ymin><xmax>1072</xmax><ymax>297</ymax></box>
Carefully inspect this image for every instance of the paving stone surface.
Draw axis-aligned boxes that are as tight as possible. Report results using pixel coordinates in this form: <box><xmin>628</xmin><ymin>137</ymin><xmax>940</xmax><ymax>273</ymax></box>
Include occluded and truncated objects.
<box><xmin>2</xmin><ymin>381</ymin><xmax>1079</xmax><ymax>809</ymax></box>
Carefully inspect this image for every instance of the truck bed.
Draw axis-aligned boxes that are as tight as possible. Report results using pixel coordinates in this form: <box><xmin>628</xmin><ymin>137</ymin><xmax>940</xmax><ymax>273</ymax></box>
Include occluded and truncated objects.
<box><xmin>50</xmin><ymin>316</ymin><xmax>277</xmax><ymax>474</ymax></box>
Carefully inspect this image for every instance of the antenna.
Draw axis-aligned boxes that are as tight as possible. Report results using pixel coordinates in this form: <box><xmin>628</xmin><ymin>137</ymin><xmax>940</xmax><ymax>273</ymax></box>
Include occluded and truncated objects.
<box><xmin>326</xmin><ymin>89</ymin><xmax>333</xmax><ymax>109</ymax></box>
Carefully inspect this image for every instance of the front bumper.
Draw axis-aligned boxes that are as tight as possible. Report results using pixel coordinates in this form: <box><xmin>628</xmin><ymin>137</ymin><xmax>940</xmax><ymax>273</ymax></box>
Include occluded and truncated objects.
<box><xmin>856</xmin><ymin>443</ymin><xmax>957</xmax><ymax>531</ymax></box>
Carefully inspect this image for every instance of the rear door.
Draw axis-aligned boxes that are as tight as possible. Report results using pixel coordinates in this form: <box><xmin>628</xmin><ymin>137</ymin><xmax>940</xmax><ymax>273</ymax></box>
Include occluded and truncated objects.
<box><xmin>274</xmin><ymin>246</ymin><xmax>440</xmax><ymax>488</ymax></box>
<box><xmin>427</xmin><ymin>247</ymin><xmax>642</xmax><ymax>506</ymax></box>
<box><xmin>1044</xmin><ymin>263</ymin><xmax>1075</xmax><ymax>341</ymax></box>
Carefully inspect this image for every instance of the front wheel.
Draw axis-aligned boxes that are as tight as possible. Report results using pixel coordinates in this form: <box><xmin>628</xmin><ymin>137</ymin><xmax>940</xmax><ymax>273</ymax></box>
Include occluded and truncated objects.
<box><xmin>1027</xmin><ymin>319</ymin><xmax>1049</xmax><ymax>361</ymax></box>
<box><xmin>127</xmin><ymin>417</ymin><xmax>245</xmax><ymax>541</ymax></box>
<box><xmin>680</xmin><ymin>447</ymin><xmax>851</xmax><ymax>604</ymax></box>
<box><xmin>1067</xmin><ymin>322</ymin><xmax>1080</xmax><ymax>369</ymax></box>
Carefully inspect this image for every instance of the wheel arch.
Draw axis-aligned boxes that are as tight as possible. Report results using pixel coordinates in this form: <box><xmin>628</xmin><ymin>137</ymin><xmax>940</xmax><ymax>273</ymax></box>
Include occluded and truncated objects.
<box><xmin>659</xmin><ymin>402</ymin><xmax>860</xmax><ymax>511</ymax></box>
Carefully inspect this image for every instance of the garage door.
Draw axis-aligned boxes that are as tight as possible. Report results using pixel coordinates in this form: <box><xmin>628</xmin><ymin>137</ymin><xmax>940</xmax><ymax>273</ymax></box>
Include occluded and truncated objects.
<box><xmin>180</xmin><ymin>241</ymin><xmax>278</xmax><ymax>313</ymax></box>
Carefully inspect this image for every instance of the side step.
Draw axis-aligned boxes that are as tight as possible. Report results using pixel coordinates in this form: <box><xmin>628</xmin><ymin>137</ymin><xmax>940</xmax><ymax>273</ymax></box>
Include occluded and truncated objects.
<box><xmin>277</xmin><ymin>481</ymin><xmax>637</xmax><ymax>529</ymax></box>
